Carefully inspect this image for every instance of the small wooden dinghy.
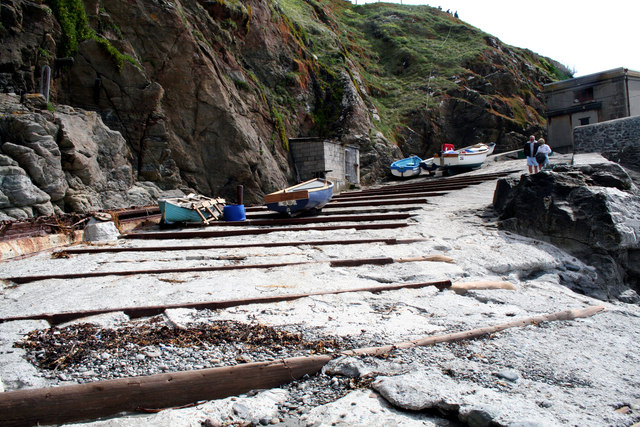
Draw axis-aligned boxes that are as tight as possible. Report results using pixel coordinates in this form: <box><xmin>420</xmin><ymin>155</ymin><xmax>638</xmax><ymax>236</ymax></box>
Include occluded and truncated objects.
<box><xmin>264</xmin><ymin>178</ymin><xmax>334</xmax><ymax>215</ymax></box>
<box><xmin>390</xmin><ymin>156</ymin><xmax>423</xmax><ymax>177</ymax></box>
<box><xmin>158</xmin><ymin>194</ymin><xmax>226</xmax><ymax>224</ymax></box>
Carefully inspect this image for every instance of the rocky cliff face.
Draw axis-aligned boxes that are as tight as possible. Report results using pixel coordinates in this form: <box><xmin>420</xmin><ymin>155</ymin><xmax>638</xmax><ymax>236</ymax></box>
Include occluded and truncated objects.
<box><xmin>0</xmin><ymin>0</ymin><xmax>567</xmax><ymax>219</ymax></box>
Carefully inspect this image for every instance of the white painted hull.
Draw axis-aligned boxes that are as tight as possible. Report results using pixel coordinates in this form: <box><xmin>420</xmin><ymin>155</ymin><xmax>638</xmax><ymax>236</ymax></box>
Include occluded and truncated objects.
<box><xmin>435</xmin><ymin>143</ymin><xmax>495</xmax><ymax>169</ymax></box>
<box><xmin>390</xmin><ymin>167</ymin><xmax>421</xmax><ymax>177</ymax></box>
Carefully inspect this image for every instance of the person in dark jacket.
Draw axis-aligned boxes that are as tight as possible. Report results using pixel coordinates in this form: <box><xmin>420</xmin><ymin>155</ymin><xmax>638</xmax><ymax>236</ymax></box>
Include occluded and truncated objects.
<box><xmin>523</xmin><ymin>135</ymin><xmax>540</xmax><ymax>173</ymax></box>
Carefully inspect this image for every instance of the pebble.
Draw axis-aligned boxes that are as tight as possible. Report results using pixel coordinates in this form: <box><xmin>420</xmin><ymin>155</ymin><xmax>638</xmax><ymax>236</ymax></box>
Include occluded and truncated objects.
<box><xmin>495</xmin><ymin>369</ymin><xmax>520</xmax><ymax>382</ymax></box>
<box><xmin>145</xmin><ymin>348</ymin><xmax>162</xmax><ymax>358</ymax></box>
<box><xmin>233</xmin><ymin>402</ymin><xmax>251</xmax><ymax>419</ymax></box>
<box><xmin>237</xmin><ymin>354</ymin><xmax>253</xmax><ymax>363</ymax></box>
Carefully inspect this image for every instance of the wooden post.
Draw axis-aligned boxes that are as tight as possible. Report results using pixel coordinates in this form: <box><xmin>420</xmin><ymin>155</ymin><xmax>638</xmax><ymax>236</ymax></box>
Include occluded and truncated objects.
<box><xmin>237</xmin><ymin>185</ymin><xmax>244</xmax><ymax>205</ymax></box>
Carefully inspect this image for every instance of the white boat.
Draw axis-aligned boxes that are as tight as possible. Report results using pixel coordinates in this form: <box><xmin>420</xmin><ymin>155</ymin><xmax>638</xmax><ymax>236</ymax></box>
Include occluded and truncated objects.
<box><xmin>433</xmin><ymin>142</ymin><xmax>496</xmax><ymax>171</ymax></box>
<box><xmin>390</xmin><ymin>156</ymin><xmax>423</xmax><ymax>177</ymax></box>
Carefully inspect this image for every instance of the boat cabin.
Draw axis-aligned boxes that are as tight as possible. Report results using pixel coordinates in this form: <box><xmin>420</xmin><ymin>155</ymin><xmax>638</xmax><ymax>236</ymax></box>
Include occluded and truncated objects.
<box><xmin>289</xmin><ymin>138</ymin><xmax>360</xmax><ymax>192</ymax></box>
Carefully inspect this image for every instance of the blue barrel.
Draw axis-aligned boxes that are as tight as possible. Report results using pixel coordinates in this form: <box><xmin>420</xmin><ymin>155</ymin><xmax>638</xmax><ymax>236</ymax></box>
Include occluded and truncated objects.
<box><xmin>223</xmin><ymin>204</ymin><xmax>246</xmax><ymax>221</ymax></box>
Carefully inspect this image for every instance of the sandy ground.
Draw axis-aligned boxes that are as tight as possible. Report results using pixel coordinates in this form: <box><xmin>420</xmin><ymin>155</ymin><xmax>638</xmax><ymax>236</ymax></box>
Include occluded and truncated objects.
<box><xmin>1</xmin><ymin>154</ymin><xmax>639</xmax><ymax>426</ymax></box>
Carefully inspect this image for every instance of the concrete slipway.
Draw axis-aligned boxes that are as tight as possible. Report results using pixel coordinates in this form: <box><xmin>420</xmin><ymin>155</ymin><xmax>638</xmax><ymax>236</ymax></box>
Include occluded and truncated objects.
<box><xmin>0</xmin><ymin>154</ymin><xmax>639</xmax><ymax>426</ymax></box>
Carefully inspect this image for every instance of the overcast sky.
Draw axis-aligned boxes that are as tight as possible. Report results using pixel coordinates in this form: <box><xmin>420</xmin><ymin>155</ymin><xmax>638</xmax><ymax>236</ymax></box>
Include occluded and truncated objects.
<box><xmin>348</xmin><ymin>0</ymin><xmax>640</xmax><ymax>77</ymax></box>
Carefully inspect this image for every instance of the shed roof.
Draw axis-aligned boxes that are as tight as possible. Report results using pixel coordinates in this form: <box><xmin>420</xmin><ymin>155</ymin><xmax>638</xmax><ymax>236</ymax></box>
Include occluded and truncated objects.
<box><xmin>543</xmin><ymin>67</ymin><xmax>640</xmax><ymax>93</ymax></box>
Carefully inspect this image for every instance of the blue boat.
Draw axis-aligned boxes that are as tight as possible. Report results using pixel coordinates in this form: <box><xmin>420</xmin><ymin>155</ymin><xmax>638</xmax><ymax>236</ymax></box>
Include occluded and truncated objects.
<box><xmin>390</xmin><ymin>156</ymin><xmax>423</xmax><ymax>177</ymax></box>
<box><xmin>159</xmin><ymin>194</ymin><xmax>225</xmax><ymax>224</ymax></box>
<box><xmin>265</xmin><ymin>178</ymin><xmax>334</xmax><ymax>215</ymax></box>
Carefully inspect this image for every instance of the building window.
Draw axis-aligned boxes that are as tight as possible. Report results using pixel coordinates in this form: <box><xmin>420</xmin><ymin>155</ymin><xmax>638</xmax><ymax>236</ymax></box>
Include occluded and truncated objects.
<box><xmin>579</xmin><ymin>117</ymin><xmax>590</xmax><ymax>126</ymax></box>
<box><xmin>574</xmin><ymin>87</ymin><xmax>594</xmax><ymax>103</ymax></box>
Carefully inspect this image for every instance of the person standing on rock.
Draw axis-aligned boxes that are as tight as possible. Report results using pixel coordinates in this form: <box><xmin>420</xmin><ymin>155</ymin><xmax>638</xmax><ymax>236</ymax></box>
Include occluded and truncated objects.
<box><xmin>536</xmin><ymin>138</ymin><xmax>552</xmax><ymax>170</ymax></box>
<box><xmin>523</xmin><ymin>135</ymin><xmax>539</xmax><ymax>173</ymax></box>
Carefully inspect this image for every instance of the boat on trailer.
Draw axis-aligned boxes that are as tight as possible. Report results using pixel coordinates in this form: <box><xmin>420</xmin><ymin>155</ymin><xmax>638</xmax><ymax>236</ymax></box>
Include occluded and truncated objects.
<box><xmin>390</xmin><ymin>155</ymin><xmax>423</xmax><ymax>178</ymax></box>
<box><xmin>433</xmin><ymin>142</ymin><xmax>496</xmax><ymax>171</ymax></box>
<box><xmin>159</xmin><ymin>194</ymin><xmax>226</xmax><ymax>224</ymax></box>
<box><xmin>264</xmin><ymin>178</ymin><xmax>334</xmax><ymax>215</ymax></box>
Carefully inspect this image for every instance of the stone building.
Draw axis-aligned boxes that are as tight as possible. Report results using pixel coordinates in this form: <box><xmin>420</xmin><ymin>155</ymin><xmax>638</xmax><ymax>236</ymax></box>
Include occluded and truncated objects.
<box><xmin>543</xmin><ymin>67</ymin><xmax>640</xmax><ymax>151</ymax></box>
<box><xmin>289</xmin><ymin>138</ymin><xmax>360</xmax><ymax>192</ymax></box>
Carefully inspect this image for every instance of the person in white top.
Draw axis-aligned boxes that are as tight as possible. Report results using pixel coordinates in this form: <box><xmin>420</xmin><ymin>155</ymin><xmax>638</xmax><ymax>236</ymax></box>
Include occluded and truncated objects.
<box><xmin>536</xmin><ymin>138</ymin><xmax>552</xmax><ymax>169</ymax></box>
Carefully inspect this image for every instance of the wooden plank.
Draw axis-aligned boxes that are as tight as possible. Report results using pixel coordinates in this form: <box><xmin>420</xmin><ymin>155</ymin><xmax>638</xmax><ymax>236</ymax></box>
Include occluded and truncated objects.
<box><xmin>264</xmin><ymin>190</ymin><xmax>309</xmax><ymax>204</ymax></box>
<box><xmin>3</xmin><ymin>253</ymin><xmax>442</xmax><ymax>284</ymax></box>
<box><xmin>0</xmin><ymin>279</ymin><xmax>451</xmax><ymax>325</ymax></box>
<box><xmin>57</xmin><ymin>237</ymin><xmax>426</xmax><ymax>255</ymax></box>
<box><xmin>122</xmin><ymin>222</ymin><xmax>408</xmax><ymax>240</ymax></box>
<box><xmin>344</xmin><ymin>306</ymin><xmax>606</xmax><ymax>357</ymax></box>
<box><xmin>0</xmin><ymin>355</ymin><xmax>332</xmax><ymax>427</ymax></box>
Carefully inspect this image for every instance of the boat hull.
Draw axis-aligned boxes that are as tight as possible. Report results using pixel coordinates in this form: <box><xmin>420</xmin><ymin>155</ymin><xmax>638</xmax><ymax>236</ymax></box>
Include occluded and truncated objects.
<box><xmin>390</xmin><ymin>156</ymin><xmax>422</xmax><ymax>177</ymax></box>
<box><xmin>435</xmin><ymin>143</ymin><xmax>495</xmax><ymax>170</ymax></box>
<box><xmin>159</xmin><ymin>201</ymin><xmax>214</xmax><ymax>223</ymax></box>
<box><xmin>158</xmin><ymin>195</ymin><xmax>225</xmax><ymax>223</ymax></box>
<box><xmin>265</xmin><ymin>179</ymin><xmax>334</xmax><ymax>215</ymax></box>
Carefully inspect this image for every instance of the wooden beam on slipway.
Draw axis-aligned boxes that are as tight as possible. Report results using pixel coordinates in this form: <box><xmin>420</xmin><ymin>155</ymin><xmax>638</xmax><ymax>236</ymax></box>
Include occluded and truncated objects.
<box><xmin>3</xmin><ymin>254</ymin><xmax>454</xmax><ymax>284</ymax></box>
<box><xmin>0</xmin><ymin>279</ymin><xmax>452</xmax><ymax>325</ymax></box>
<box><xmin>122</xmin><ymin>222</ymin><xmax>408</xmax><ymax>240</ymax></box>
<box><xmin>195</xmin><ymin>213</ymin><xmax>413</xmax><ymax>227</ymax></box>
<box><xmin>57</xmin><ymin>237</ymin><xmax>426</xmax><ymax>255</ymax></box>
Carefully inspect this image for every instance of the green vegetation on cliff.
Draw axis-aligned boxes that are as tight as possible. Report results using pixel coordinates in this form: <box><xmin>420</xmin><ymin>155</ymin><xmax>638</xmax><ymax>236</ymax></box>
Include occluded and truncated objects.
<box><xmin>46</xmin><ymin>0</ymin><xmax>137</xmax><ymax>71</ymax></box>
<box><xmin>277</xmin><ymin>0</ymin><xmax>571</xmax><ymax>147</ymax></box>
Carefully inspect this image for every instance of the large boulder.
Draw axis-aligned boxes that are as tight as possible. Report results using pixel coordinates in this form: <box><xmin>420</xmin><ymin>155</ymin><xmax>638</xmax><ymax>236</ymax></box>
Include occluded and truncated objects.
<box><xmin>0</xmin><ymin>94</ymin><xmax>163</xmax><ymax>219</ymax></box>
<box><xmin>493</xmin><ymin>163</ymin><xmax>640</xmax><ymax>301</ymax></box>
<box><xmin>0</xmin><ymin>110</ymin><xmax>68</xmax><ymax>202</ymax></box>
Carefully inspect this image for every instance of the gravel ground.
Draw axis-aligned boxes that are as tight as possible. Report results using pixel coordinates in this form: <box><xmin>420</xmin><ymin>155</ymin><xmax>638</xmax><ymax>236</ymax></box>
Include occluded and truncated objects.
<box><xmin>1</xmin><ymin>154</ymin><xmax>639</xmax><ymax>426</ymax></box>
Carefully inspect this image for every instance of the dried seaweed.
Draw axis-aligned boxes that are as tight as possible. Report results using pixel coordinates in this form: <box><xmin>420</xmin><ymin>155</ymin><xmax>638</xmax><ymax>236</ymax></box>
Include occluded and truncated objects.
<box><xmin>15</xmin><ymin>318</ymin><xmax>342</xmax><ymax>370</ymax></box>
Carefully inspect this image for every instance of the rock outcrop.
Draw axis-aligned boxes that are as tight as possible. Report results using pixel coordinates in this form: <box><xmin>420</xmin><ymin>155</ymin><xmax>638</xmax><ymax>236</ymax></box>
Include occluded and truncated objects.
<box><xmin>493</xmin><ymin>162</ymin><xmax>640</xmax><ymax>301</ymax></box>
<box><xmin>0</xmin><ymin>93</ymin><xmax>162</xmax><ymax>219</ymax></box>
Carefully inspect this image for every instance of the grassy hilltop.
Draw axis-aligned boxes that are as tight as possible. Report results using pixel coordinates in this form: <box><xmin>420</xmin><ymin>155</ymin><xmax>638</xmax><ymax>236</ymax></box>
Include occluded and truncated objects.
<box><xmin>276</xmin><ymin>0</ymin><xmax>571</xmax><ymax>153</ymax></box>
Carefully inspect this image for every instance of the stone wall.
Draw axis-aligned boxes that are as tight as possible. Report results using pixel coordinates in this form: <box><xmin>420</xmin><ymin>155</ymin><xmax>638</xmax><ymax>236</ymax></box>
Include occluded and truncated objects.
<box><xmin>323</xmin><ymin>142</ymin><xmax>347</xmax><ymax>192</ymax></box>
<box><xmin>291</xmin><ymin>140</ymin><xmax>326</xmax><ymax>182</ymax></box>
<box><xmin>574</xmin><ymin>115</ymin><xmax>640</xmax><ymax>171</ymax></box>
<box><xmin>290</xmin><ymin>140</ymin><xmax>358</xmax><ymax>192</ymax></box>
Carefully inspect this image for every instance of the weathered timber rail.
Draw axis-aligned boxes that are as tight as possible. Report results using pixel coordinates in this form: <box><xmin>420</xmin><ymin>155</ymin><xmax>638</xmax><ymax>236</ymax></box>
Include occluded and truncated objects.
<box><xmin>332</xmin><ymin>184</ymin><xmax>470</xmax><ymax>198</ymax></box>
<box><xmin>3</xmin><ymin>255</ymin><xmax>453</xmax><ymax>284</ymax></box>
<box><xmin>0</xmin><ymin>305</ymin><xmax>604</xmax><ymax>427</ymax></box>
<box><xmin>243</xmin><ymin>198</ymin><xmax>430</xmax><ymax>213</ymax></box>
<box><xmin>114</xmin><ymin>206</ymin><xmax>160</xmax><ymax>220</ymax></box>
<box><xmin>245</xmin><ymin>206</ymin><xmax>421</xmax><ymax>219</ymax></box>
<box><xmin>193</xmin><ymin>213</ymin><xmax>412</xmax><ymax>227</ymax></box>
<box><xmin>0</xmin><ymin>279</ymin><xmax>451</xmax><ymax>325</ymax></box>
<box><xmin>320</xmin><ymin>199</ymin><xmax>429</xmax><ymax>208</ymax></box>
<box><xmin>122</xmin><ymin>222</ymin><xmax>408</xmax><ymax>240</ymax></box>
<box><xmin>331</xmin><ymin>191</ymin><xmax>447</xmax><ymax>202</ymax></box>
<box><xmin>336</xmin><ymin>170</ymin><xmax>517</xmax><ymax>197</ymax></box>
<box><xmin>57</xmin><ymin>238</ymin><xmax>425</xmax><ymax>255</ymax></box>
